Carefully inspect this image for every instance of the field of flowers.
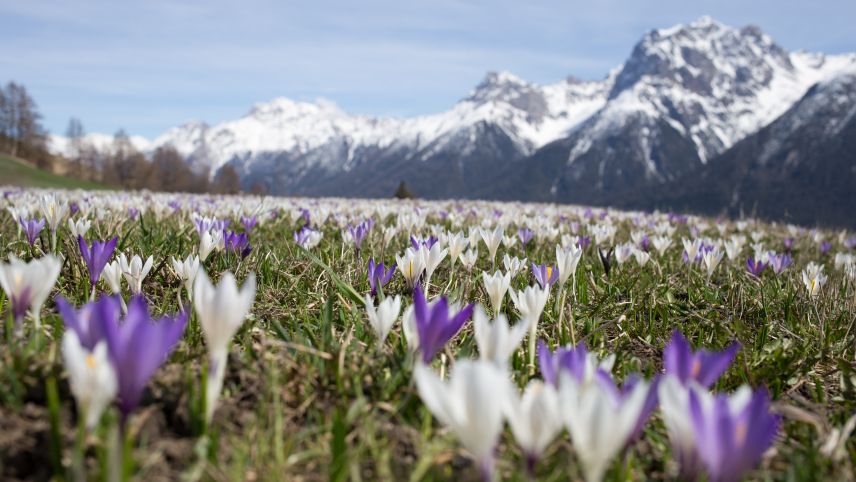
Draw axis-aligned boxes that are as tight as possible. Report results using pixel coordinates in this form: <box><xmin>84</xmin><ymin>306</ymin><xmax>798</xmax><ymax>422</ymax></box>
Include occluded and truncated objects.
<box><xmin>1</xmin><ymin>188</ymin><xmax>855</xmax><ymax>482</ymax></box>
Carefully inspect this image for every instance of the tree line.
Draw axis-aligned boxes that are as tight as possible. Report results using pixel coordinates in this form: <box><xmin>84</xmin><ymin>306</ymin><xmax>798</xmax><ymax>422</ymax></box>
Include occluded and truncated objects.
<box><xmin>1</xmin><ymin>80</ymin><xmax>251</xmax><ymax>195</ymax></box>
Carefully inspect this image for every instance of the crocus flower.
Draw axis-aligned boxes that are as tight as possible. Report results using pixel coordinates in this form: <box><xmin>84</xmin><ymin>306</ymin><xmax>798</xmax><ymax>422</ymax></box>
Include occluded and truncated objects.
<box><xmin>100</xmin><ymin>260</ymin><xmax>123</xmax><ymax>295</ymax></box>
<box><xmin>480</xmin><ymin>226</ymin><xmax>504</xmax><ymax>267</ymax></box>
<box><xmin>559</xmin><ymin>370</ymin><xmax>651</xmax><ymax>482</ymax></box>
<box><xmin>446</xmin><ymin>232</ymin><xmax>469</xmax><ymax>268</ymax></box>
<box><xmin>681</xmin><ymin>238</ymin><xmax>703</xmax><ymax>265</ymax></box>
<box><xmin>19</xmin><ymin>217</ymin><xmax>46</xmax><ymax>247</ymax></box>
<box><xmin>395</xmin><ymin>247</ymin><xmax>426</xmax><ymax>290</ymax></box>
<box><xmin>78</xmin><ymin>236</ymin><xmax>118</xmax><ymax>290</ymax></box>
<box><xmin>101</xmin><ymin>296</ymin><xmax>187</xmax><ymax>420</ymax></box>
<box><xmin>556</xmin><ymin>244</ymin><xmax>582</xmax><ymax>287</ymax></box>
<box><xmin>62</xmin><ymin>330</ymin><xmax>117</xmax><ymax>429</ymax></box>
<box><xmin>820</xmin><ymin>241</ymin><xmax>832</xmax><ymax>255</ymax></box>
<box><xmin>802</xmin><ymin>262</ymin><xmax>828</xmax><ymax>298</ymax></box>
<box><xmin>0</xmin><ymin>255</ymin><xmax>61</xmax><ymax>328</ymax></box>
<box><xmin>367</xmin><ymin>258</ymin><xmax>396</xmax><ymax>297</ymax></box>
<box><xmin>503</xmin><ymin>254</ymin><xmax>527</xmax><ymax>278</ymax></box>
<box><xmin>783</xmin><ymin>237</ymin><xmax>794</xmax><ymax>251</ymax></box>
<box><xmin>67</xmin><ymin>217</ymin><xmax>91</xmax><ymax>239</ymax></box>
<box><xmin>538</xmin><ymin>340</ymin><xmax>615</xmax><ymax>387</ymax></box>
<box><xmin>171</xmin><ymin>254</ymin><xmax>201</xmax><ymax>301</ymax></box>
<box><xmin>505</xmin><ymin>380</ymin><xmax>563</xmax><ymax>472</ymax></box>
<box><xmin>768</xmin><ymin>253</ymin><xmax>792</xmax><ymax>275</ymax></box>
<box><xmin>414</xmin><ymin>360</ymin><xmax>511</xmax><ymax>482</ymax></box>
<box><xmin>422</xmin><ymin>243</ymin><xmax>448</xmax><ymax>288</ymax></box>
<box><xmin>410</xmin><ymin>235</ymin><xmax>438</xmax><ymax>250</ymax></box>
<box><xmin>241</xmin><ymin>215</ymin><xmax>258</xmax><ymax>232</ymax></box>
<box><xmin>293</xmin><ymin>226</ymin><xmax>322</xmax><ymax>250</ymax></box>
<box><xmin>223</xmin><ymin>230</ymin><xmax>252</xmax><ymax>259</ymax></box>
<box><xmin>199</xmin><ymin>229</ymin><xmax>223</xmax><ymax>261</ymax></box>
<box><xmin>364</xmin><ymin>294</ymin><xmax>401</xmax><ymax>345</ymax></box>
<box><xmin>118</xmin><ymin>253</ymin><xmax>154</xmax><ymax>295</ymax></box>
<box><xmin>410</xmin><ymin>285</ymin><xmax>473</xmax><ymax>363</ymax></box>
<box><xmin>531</xmin><ymin>263</ymin><xmax>559</xmax><ymax>289</ymax></box>
<box><xmin>702</xmin><ymin>248</ymin><xmax>724</xmax><ymax>277</ymax></box>
<box><xmin>346</xmin><ymin>220</ymin><xmax>372</xmax><ymax>253</ymax></box>
<box><xmin>689</xmin><ymin>386</ymin><xmax>780</xmax><ymax>482</ymax></box>
<box><xmin>481</xmin><ymin>270</ymin><xmax>511</xmax><ymax>314</ymax></box>
<box><xmin>663</xmin><ymin>331</ymin><xmax>740</xmax><ymax>389</ymax></box>
<box><xmin>459</xmin><ymin>248</ymin><xmax>479</xmax><ymax>271</ymax></box>
<box><xmin>746</xmin><ymin>257</ymin><xmax>766</xmax><ymax>278</ymax></box>
<box><xmin>472</xmin><ymin>305</ymin><xmax>529</xmax><ymax>368</ymax></box>
<box><xmin>518</xmin><ymin>227</ymin><xmax>534</xmax><ymax>246</ymax></box>
<box><xmin>194</xmin><ymin>270</ymin><xmax>256</xmax><ymax>421</ymax></box>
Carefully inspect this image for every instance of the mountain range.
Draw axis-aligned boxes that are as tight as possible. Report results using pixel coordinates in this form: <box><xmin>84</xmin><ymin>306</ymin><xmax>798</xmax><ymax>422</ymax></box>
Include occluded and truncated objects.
<box><xmin>50</xmin><ymin>16</ymin><xmax>856</xmax><ymax>227</ymax></box>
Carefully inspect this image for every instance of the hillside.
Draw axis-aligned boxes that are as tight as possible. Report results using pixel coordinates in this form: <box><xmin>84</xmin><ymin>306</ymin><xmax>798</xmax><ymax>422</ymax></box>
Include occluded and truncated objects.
<box><xmin>0</xmin><ymin>154</ymin><xmax>107</xmax><ymax>190</ymax></box>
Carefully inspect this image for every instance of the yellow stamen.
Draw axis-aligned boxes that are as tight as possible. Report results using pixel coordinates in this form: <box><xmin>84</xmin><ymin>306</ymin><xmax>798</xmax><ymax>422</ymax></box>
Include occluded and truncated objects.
<box><xmin>86</xmin><ymin>354</ymin><xmax>96</xmax><ymax>369</ymax></box>
<box><xmin>691</xmin><ymin>359</ymin><xmax>701</xmax><ymax>378</ymax></box>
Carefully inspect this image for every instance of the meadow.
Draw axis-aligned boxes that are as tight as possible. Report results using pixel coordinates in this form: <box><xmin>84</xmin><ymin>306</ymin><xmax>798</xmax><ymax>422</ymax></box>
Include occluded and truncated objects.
<box><xmin>0</xmin><ymin>187</ymin><xmax>855</xmax><ymax>482</ymax></box>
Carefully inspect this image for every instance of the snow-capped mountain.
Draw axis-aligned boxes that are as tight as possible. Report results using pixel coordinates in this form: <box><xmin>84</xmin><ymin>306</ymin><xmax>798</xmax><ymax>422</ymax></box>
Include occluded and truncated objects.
<box><xmin>656</xmin><ymin>72</ymin><xmax>856</xmax><ymax>227</ymax></box>
<box><xmin>49</xmin><ymin>16</ymin><xmax>856</xmax><ymax>225</ymax></box>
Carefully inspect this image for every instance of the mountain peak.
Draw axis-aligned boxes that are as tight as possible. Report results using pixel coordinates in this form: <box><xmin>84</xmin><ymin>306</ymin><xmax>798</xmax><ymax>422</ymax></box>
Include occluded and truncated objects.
<box><xmin>248</xmin><ymin>96</ymin><xmax>344</xmax><ymax>120</ymax></box>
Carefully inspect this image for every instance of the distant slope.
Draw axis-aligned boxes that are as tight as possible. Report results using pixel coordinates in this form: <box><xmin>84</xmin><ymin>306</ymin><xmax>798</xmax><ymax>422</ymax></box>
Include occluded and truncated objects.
<box><xmin>0</xmin><ymin>154</ymin><xmax>107</xmax><ymax>190</ymax></box>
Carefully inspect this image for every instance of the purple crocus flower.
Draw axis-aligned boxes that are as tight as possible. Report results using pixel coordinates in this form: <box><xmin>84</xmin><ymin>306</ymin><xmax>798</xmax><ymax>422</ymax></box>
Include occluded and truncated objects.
<box><xmin>19</xmin><ymin>218</ymin><xmax>45</xmax><ymax>247</ymax></box>
<box><xmin>56</xmin><ymin>294</ymin><xmax>120</xmax><ymax>350</ymax></box>
<box><xmin>768</xmin><ymin>253</ymin><xmax>792</xmax><ymax>275</ymax></box>
<box><xmin>517</xmin><ymin>227</ymin><xmax>534</xmax><ymax>246</ymax></box>
<box><xmin>412</xmin><ymin>285</ymin><xmax>473</xmax><ymax>364</ymax></box>
<box><xmin>105</xmin><ymin>296</ymin><xmax>187</xmax><ymax>419</ymax></box>
<box><xmin>78</xmin><ymin>236</ymin><xmax>118</xmax><ymax>289</ymax></box>
<box><xmin>241</xmin><ymin>215</ymin><xmax>258</xmax><ymax>232</ymax></box>
<box><xmin>577</xmin><ymin>236</ymin><xmax>591</xmax><ymax>249</ymax></box>
<box><xmin>689</xmin><ymin>387</ymin><xmax>780</xmax><ymax>482</ymax></box>
<box><xmin>782</xmin><ymin>237</ymin><xmax>794</xmax><ymax>252</ymax></box>
<box><xmin>531</xmin><ymin>263</ymin><xmax>559</xmax><ymax>289</ymax></box>
<box><xmin>620</xmin><ymin>373</ymin><xmax>661</xmax><ymax>443</ymax></box>
<box><xmin>367</xmin><ymin>258</ymin><xmax>396</xmax><ymax>297</ymax></box>
<box><xmin>844</xmin><ymin>237</ymin><xmax>856</xmax><ymax>250</ymax></box>
<box><xmin>57</xmin><ymin>295</ymin><xmax>187</xmax><ymax>421</ymax></box>
<box><xmin>746</xmin><ymin>257</ymin><xmax>766</xmax><ymax>278</ymax></box>
<box><xmin>820</xmin><ymin>241</ymin><xmax>832</xmax><ymax>255</ymax></box>
<box><xmin>664</xmin><ymin>331</ymin><xmax>740</xmax><ymax>388</ymax></box>
<box><xmin>69</xmin><ymin>202</ymin><xmax>80</xmax><ymax>215</ymax></box>
<box><xmin>538</xmin><ymin>340</ymin><xmax>589</xmax><ymax>386</ymax></box>
<box><xmin>410</xmin><ymin>235</ymin><xmax>438</xmax><ymax>250</ymax></box>
<box><xmin>347</xmin><ymin>221</ymin><xmax>372</xmax><ymax>253</ymax></box>
<box><xmin>128</xmin><ymin>207</ymin><xmax>140</xmax><ymax>220</ymax></box>
<box><xmin>223</xmin><ymin>230</ymin><xmax>252</xmax><ymax>259</ymax></box>
<box><xmin>638</xmin><ymin>234</ymin><xmax>651</xmax><ymax>252</ymax></box>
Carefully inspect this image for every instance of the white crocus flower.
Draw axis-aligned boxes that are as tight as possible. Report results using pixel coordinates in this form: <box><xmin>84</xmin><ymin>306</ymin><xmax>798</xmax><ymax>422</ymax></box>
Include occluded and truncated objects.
<box><xmin>702</xmin><ymin>247</ymin><xmax>724</xmax><ymax>277</ymax></box>
<box><xmin>67</xmin><ymin>217</ymin><xmax>92</xmax><ymax>239</ymax></box>
<box><xmin>802</xmin><ymin>262</ymin><xmax>828</xmax><ymax>298</ymax></box>
<box><xmin>171</xmin><ymin>254</ymin><xmax>201</xmax><ymax>301</ymax></box>
<box><xmin>481</xmin><ymin>270</ymin><xmax>511</xmax><ymax>314</ymax></box>
<box><xmin>396</xmin><ymin>247</ymin><xmax>426</xmax><ymax>289</ymax></box>
<box><xmin>459</xmin><ymin>248</ymin><xmax>479</xmax><ymax>272</ymax></box>
<box><xmin>652</xmin><ymin>235</ymin><xmax>673</xmax><ymax>256</ymax></box>
<box><xmin>503</xmin><ymin>254</ymin><xmax>527</xmax><ymax>278</ymax></box>
<box><xmin>480</xmin><ymin>225</ymin><xmax>505</xmax><ymax>267</ymax></box>
<box><xmin>505</xmin><ymin>380</ymin><xmax>563</xmax><ymax>466</ymax></box>
<box><xmin>556</xmin><ymin>244</ymin><xmax>582</xmax><ymax>287</ymax></box>
<box><xmin>614</xmin><ymin>242</ymin><xmax>634</xmax><ymax>265</ymax></box>
<box><xmin>364</xmin><ymin>294</ymin><xmax>401</xmax><ymax>345</ymax></box>
<box><xmin>100</xmin><ymin>260</ymin><xmax>123</xmax><ymax>295</ymax></box>
<box><xmin>633</xmin><ymin>248</ymin><xmax>650</xmax><ymax>267</ymax></box>
<box><xmin>509</xmin><ymin>285</ymin><xmax>550</xmax><ymax>327</ymax></box>
<box><xmin>194</xmin><ymin>269</ymin><xmax>257</xmax><ymax>422</ymax></box>
<box><xmin>447</xmin><ymin>232</ymin><xmax>469</xmax><ymax>268</ymax></box>
<box><xmin>414</xmin><ymin>360</ymin><xmax>512</xmax><ymax>480</ymax></box>
<box><xmin>39</xmin><ymin>194</ymin><xmax>69</xmax><ymax>237</ymax></box>
<box><xmin>118</xmin><ymin>253</ymin><xmax>154</xmax><ymax>295</ymax></box>
<box><xmin>473</xmin><ymin>306</ymin><xmax>528</xmax><ymax>368</ymax></box>
<box><xmin>681</xmin><ymin>237</ymin><xmax>702</xmax><ymax>263</ymax></box>
<box><xmin>422</xmin><ymin>243</ymin><xmax>448</xmax><ymax>288</ymax></box>
<box><xmin>62</xmin><ymin>331</ymin><xmax>117</xmax><ymax>429</ymax></box>
<box><xmin>0</xmin><ymin>254</ymin><xmax>62</xmax><ymax>329</ymax></box>
<box><xmin>559</xmin><ymin>373</ymin><xmax>650</xmax><ymax>482</ymax></box>
<box><xmin>198</xmin><ymin>229</ymin><xmax>223</xmax><ymax>262</ymax></box>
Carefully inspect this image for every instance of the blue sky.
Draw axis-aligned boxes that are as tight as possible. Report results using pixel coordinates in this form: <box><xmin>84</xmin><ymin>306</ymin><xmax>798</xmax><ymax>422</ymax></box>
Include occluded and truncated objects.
<box><xmin>2</xmin><ymin>0</ymin><xmax>854</xmax><ymax>138</ymax></box>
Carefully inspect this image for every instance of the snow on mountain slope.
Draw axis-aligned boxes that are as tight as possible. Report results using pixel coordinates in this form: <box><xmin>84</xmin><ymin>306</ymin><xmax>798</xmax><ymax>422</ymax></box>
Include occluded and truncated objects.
<box><xmin>569</xmin><ymin>16</ymin><xmax>856</xmax><ymax>170</ymax></box>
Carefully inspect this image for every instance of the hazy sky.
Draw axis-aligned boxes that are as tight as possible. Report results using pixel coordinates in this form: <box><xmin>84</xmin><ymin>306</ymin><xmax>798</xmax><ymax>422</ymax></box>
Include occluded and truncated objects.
<box><xmin>2</xmin><ymin>0</ymin><xmax>854</xmax><ymax>138</ymax></box>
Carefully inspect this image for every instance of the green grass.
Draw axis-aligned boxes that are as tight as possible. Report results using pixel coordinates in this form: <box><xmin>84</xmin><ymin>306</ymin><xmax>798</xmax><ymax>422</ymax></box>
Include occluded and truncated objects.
<box><xmin>0</xmin><ymin>154</ymin><xmax>107</xmax><ymax>190</ymax></box>
<box><xmin>0</xmin><ymin>194</ymin><xmax>855</xmax><ymax>481</ymax></box>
